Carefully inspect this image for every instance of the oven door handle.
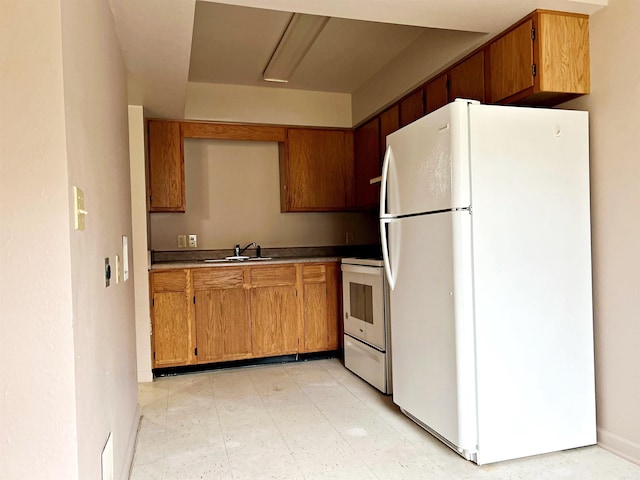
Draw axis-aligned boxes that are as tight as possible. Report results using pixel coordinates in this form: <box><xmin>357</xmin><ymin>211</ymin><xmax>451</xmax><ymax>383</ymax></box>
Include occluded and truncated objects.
<box><xmin>380</xmin><ymin>217</ymin><xmax>396</xmax><ymax>290</ymax></box>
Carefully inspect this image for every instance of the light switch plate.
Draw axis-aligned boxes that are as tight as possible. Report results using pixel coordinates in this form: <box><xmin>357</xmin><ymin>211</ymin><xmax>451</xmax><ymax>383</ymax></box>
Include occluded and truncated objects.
<box><xmin>74</xmin><ymin>186</ymin><xmax>87</xmax><ymax>231</ymax></box>
<box><xmin>177</xmin><ymin>235</ymin><xmax>187</xmax><ymax>248</ymax></box>
<box><xmin>188</xmin><ymin>234</ymin><xmax>197</xmax><ymax>248</ymax></box>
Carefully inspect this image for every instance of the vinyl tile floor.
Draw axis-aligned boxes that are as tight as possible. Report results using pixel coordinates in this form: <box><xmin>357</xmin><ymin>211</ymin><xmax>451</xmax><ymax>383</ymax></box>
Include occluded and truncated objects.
<box><xmin>129</xmin><ymin>358</ymin><xmax>640</xmax><ymax>480</ymax></box>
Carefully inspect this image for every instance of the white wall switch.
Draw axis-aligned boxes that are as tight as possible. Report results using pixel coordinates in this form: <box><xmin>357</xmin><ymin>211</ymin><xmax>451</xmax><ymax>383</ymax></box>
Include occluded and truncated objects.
<box><xmin>177</xmin><ymin>235</ymin><xmax>187</xmax><ymax>248</ymax></box>
<box><xmin>115</xmin><ymin>254</ymin><xmax>121</xmax><ymax>284</ymax></box>
<box><xmin>122</xmin><ymin>236</ymin><xmax>129</xmax><ymax>281</ymax></box>
<box><xmin>73</xmin><ymin>186</ymin><xmax>88</xmax><ymax>231</ymax></box>
<box><xmin>188</xmin><ymin>234</ymin><xmax>197</xmax><ymax>248</ymax></box>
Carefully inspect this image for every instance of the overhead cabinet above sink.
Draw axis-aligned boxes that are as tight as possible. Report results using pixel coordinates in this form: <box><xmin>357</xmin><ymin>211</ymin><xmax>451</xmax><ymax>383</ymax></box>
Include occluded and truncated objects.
<box><xmin>146</xmin><ymin>120</ymin><xmax>355</xmax><ymax>213</ymax></box>
<box><xmin>280</xmin><ymin>127</ymin><xmax>354</xmax><ymax>212</ymax></box>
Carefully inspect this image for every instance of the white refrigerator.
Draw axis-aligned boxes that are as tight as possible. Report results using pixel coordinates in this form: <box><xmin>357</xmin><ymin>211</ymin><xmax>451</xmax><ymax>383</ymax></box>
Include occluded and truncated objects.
<box><xmin>380</xmin><ymin>99</ymin><xmax>596</xmax><ymax>465</ymax></box>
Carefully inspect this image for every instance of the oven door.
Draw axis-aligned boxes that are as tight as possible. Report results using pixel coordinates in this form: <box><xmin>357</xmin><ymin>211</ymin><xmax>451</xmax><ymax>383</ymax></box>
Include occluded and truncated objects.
<box><xmin>341</xmin><ymin>263</ymin><xmax>386</xmax><ymax>351</ymax></box>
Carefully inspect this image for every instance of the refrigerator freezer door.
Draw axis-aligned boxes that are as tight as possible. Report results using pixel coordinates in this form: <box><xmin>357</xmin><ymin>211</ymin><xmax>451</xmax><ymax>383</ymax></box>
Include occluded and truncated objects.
<box><xmin>389</xmin><ymin>210</ymin><xmax>477</xmax><ymax>455</ymax></box>
<box><xmin>468</xmin><ymin>104</ymin><xmax>595</xmax><ymax>464</ymax></box>
<box><xmin>383</xmin><ymin>100</ymin><xmax>471</xmax><ymax>218</ymax></box>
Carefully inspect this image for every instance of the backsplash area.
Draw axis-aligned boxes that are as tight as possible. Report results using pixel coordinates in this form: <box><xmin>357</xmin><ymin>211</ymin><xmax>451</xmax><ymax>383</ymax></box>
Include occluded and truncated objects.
<box><xmin>151</xmin><ymin>244</ymin><xmax>382</xmax><ymax>263</ymax></box>
<box><xmin>149</xmin><ymin>138</ymin><xmax>379</xmax><ymax>251</ymax></box>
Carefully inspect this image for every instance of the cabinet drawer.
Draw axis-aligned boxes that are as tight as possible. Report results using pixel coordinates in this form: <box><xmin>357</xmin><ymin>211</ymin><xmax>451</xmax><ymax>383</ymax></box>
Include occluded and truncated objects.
<box><xmin>250</xmin><ymin>265</ymin><xmax>297</xmax><ymax>287</ymax></box>
<box><xmin>151</xmin><ymin>270</ymin><xmax>188</xmax><ymax>292</ymax></box>
<box><xmin>193</xmin><ymin>267</ymin><xmax>245</xmax><ymax>290</ymax></box>
<box><xmin>303</xmin><ymin>264</ymin><xmax>326</xmax><ymax>283</ymax></box>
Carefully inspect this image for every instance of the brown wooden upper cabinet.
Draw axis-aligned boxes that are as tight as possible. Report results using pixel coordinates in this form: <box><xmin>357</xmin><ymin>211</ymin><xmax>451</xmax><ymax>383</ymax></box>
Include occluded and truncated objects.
<box><xmin>281</xmin><ymin>128</ymin><xmax>354</xmax><ymax>212</ymax></box>
<box><xmin>354</xmin><ymin>117</ymin><xmax>381</xmax><ymax>210</ymax></box>
<box><xmin>148</xmin><ymin>120</ymin><xmax>185</xmax><ymax>212</ymax></box>
<box><xmin>489</xmin><ymin>10</ymin><xmax>589</xmax><ymax>105</ymax></box>
<box><xmin>425</xmin><ymin>73</ymin><xmax>449</xmax><ymax>114</ymax></box>
<box><xmin>399</xmin><ymin>89</ymin><xmax>425</xmax><ymax>127</ymax></box>
<box><xmin>379</xmin><ymin>105</ymin><xmax>400</xmax><ymax>160</ymax></box>
<box><xmin>449</xmin><ymin>50</ymin><xmax>486</xmax><ymax>103</ymax></box>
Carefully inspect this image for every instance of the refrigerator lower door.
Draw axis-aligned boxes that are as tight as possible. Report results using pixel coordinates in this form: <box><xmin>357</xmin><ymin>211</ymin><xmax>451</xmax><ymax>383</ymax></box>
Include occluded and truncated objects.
<box><xmin>389</xmin><ymin>210</ymin><xmax>477</xmax><ymax>457</ymax></box>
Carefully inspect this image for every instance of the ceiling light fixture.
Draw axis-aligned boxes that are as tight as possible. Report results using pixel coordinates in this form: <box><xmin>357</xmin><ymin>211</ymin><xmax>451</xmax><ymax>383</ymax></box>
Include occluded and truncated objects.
<box><xmin>263</xmin><ymin>13</ymin><xmax>329</xmax><ymax>83</ymax></box>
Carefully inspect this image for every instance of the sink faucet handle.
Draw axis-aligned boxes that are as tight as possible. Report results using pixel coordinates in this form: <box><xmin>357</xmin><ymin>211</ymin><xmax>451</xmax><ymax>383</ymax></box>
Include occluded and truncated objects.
<box><xmin>238</xmin><ymin>242</ymin><xmax>256</xmax><ymax>256</ymax></box>
<box><xmin>234</xmin><ymin>244</ymin><xmax>240</xmax><ymax>256</ymax></box>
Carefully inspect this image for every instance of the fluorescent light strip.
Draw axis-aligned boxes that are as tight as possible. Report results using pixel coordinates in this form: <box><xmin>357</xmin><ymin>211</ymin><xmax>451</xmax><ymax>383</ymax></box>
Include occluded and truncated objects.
<box><xmin>263</xmin><ymin>13</ymin><xmax>329</xmax><ymax>83</ymax></box>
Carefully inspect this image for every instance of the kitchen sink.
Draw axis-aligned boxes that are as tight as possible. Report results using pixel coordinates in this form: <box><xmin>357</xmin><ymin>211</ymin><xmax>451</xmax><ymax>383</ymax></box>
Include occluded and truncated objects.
<box><xmin>204</xmin><ymin>257</ymin><xmax>272</xmax><ymax>263</ymax></box>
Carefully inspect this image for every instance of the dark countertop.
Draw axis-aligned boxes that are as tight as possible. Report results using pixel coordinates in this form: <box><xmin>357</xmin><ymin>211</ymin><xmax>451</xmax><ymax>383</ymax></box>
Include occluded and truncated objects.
<box><xmin>149</xmin><ymin>244</ymin><xmax>381</xmax><ymax>270</ymax></box>
<box><xmin>150</xmin><ymin>256</ymin><xmax>342</xmax><ymax>270</ymax></box>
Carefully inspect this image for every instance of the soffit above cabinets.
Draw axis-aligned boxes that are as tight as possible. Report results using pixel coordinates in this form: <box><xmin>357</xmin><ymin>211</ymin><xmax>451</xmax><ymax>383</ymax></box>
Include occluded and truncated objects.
<box><xmin>109</xmin><ymin>0</ymin><xmax>607</xmax><ymax>118</ymax></box>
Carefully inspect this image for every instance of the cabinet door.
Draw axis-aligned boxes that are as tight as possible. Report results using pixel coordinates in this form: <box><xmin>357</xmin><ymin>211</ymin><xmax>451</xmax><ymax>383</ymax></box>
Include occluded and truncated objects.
<box><xmin>284</xmin><ymin>128</ymin><xmax>353</xmax><ymax>211</ymax></box>
<box><xmin>301</xmin><ymin>263</ymin><xmax>340</xmax><ymax>352</ymax></box>
<box><xmin>193</xmin><ymin>268</ymin><xmax>251</xmax><ymax>363</ymax></box>
<box><xmin>251</xmin><ymin>286</ymin><xmax>299</xmax><ymax>356</ymax></box>
<box><xmin>537</xmin><ymin>12</ymin><xmax>589</xmax><ymax>95</ymax></box>
<box><xmin>250</xmin><ymin>265</ymin><xmax>300</xmax><ymax>357</ymax></box>
<box><xmin>489</xmin><ymin>20</ymin><xmax>534</xmax><ymax>103</ymax></box>
<box><xmin>354</xmin><ymin>117</ymin><xmax>381</xmax><ymax>209</ymax></box>
<box><xmin>425</xmin><ymin>73</ymin><xmax>449</xmax><ymax>114</ymax></box>
<box><xmin>399</xmin><ymin>89</ymin><xmax>425</xmax><ymax>127</ymax></box>
<box><xmin>151</xmin><ymin>270</ymin><xmax>192</xmax><ymax>367</ymax></box>
<box><xmin>379</xmin><ymin>105</ymin><xmax>400</xmax><ymax>160</ymax></box>
<box><xmin>148</xmin><ymin>121</ymin><xmax>185</xmax><ymax>212</ymax></box>
<box><xmin>449</xmin><ymin>50</ymin><xmax>485</xmax><ymax>103</ymax></box>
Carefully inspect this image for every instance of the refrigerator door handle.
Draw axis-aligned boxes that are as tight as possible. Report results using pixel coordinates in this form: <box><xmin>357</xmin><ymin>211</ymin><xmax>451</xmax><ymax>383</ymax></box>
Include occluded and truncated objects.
<box><xmin>380</xmin><ymin>217</ymin><xmax>396</xmax><ymax>290</ymax></box>
<box><xmin>380</xmin><ymin>145</ymin><xmax>393</xmax><ymax>219</ymax></box>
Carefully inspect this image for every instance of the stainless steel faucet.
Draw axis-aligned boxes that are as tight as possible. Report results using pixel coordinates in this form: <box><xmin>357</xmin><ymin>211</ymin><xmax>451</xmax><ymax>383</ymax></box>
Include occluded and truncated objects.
<box><xmin>235</xmin><ymin>242</ymin><xmax>255</xmax><ymax>256</ymax></box>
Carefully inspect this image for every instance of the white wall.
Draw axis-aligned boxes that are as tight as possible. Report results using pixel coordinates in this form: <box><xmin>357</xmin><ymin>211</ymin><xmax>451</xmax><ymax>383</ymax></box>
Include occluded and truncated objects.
<box><xmin>148</xmin><ymin>80</ymin><xmax>378</xmax><ymax>253</ymax></box>
<box><xmin>0</xmin><ymin>2</ymin><xmax>79</xmax><ymax>478</ymax></box>
<box><xmin>60</xmin><ymin>0</ymin><xmax>140</xmax><ymax>477</ymax></box>
<box><xmin>561</xmin><ymin>0</ymin><xmax>640</xmax><ymax>464</ymax></box>
<box><xmin>185</xmin><ymin>82</ymin><xmax>352</xmax><ymax>127</ymax></box>
<box><xmin>0</xmin><ymin>0</ymin><xmax>140</xmax><ymax>479</ymax></box>
<box><xmin>129</xmin><ymin>106</ymin><xmax>153</xmax><ymax>383</ymax></box>
<box><xmin>352</xmin><ymin>28</ymin><xmax>486</xmax><ymax>124</ymax></box>
<box><xmin>150</xmin><ymin>139</ymin><xmax>379</xmax><ymax>250</ymax></box>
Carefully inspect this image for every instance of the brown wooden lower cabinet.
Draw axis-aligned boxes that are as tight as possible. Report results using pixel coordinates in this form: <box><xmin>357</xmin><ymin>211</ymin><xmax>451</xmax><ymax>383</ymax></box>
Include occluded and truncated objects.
<box><xmin>150</xmin><ymin>269</ymin><xmax>193</xmax><ymax>368</ymax></box>
<box><xmin>251</xmin><ymin>285</ymin><xmax>299</xmax><ymax>356</ymax></box>
<box><xmin>193</xmin><ymin>267</ymin><xmax>251</xmax><ymax>363</ymax></box>
<box><xmin>150</xmin><ymin>261</ymin><xmax>341</xmax><ymax>369</ymax></box>
<box><xmin>301</xmin><ymin>263</ymin><xmax>340</xmax><ymax>352</ymax></box>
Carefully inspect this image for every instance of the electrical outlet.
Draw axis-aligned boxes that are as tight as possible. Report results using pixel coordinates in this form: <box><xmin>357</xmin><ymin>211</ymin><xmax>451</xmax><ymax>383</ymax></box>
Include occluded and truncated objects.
<box><xmin>188</xmin><ymin>234</ymin><xmax>197</xmax><ymax>248</ymax></box>
<box><xmin>177</xmin><ymin>235</ymin><xmax>187</xmax><ymax>248</ymax></box>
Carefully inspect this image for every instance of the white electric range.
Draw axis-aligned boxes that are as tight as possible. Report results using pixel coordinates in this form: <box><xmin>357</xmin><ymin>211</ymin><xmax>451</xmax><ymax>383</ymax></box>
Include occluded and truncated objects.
<box><xmin>341</xmin><ymin>257</ymin><xmax>392</xmax><ymax>393</ymax></box>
